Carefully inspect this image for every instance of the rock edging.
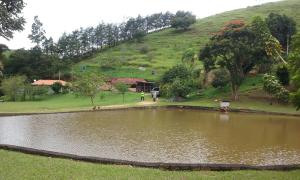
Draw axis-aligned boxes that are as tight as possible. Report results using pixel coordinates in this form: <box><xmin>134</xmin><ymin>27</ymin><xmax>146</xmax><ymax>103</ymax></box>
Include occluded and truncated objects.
<box><xmin>1</xmin><ymin>144</ymin><xmax>300</xmax><ymax>171</ymax></box>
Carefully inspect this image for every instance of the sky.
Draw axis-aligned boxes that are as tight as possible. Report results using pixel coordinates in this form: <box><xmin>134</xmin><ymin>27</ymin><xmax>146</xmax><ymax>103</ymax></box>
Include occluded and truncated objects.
<box><xmin>1</xmin><ymin>0</ymin><xmax>280</xmax><ymax>49</ymax></box>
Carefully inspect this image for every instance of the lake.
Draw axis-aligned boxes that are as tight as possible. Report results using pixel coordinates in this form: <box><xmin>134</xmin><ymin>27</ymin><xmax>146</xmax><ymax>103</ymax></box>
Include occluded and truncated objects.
<box><xmin>0</xmin><ymin>108</ymin><xmax>300</xmax><ymax>165</ymax></box>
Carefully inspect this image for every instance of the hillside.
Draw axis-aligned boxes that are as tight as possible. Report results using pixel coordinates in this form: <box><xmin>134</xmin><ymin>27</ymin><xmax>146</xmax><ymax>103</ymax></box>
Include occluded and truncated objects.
<box><xmin>75</xmin><ymin>0</ymin><xmax>300</xmax><ymax>81</ymax></box>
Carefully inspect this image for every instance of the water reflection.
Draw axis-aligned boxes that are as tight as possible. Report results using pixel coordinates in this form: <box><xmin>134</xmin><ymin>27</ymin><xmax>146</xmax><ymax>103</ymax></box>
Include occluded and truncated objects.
<box><xmin>0</xmin><ymin>109</ymin><xmax>300</xmax><ymax>165</ymax></box>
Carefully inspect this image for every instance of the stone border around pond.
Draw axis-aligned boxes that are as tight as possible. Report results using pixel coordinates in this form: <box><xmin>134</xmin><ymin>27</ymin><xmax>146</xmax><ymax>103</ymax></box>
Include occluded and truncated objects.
<box><xmin>0</xmin><ymin>105</ymin><xmax>300</xmax><ymax>117</ymax></box>
<box><xmin>1</xmin><ymin>144</ymin><xmax>300</xmax><ymax>171</ymax></box>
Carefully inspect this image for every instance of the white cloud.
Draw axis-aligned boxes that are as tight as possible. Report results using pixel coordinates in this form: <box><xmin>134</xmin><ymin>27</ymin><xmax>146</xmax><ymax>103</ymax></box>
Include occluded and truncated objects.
<box><xmin>0</xmin><ymin>0</ymin><xmax>280</xmax><ymax>49</ymax></box>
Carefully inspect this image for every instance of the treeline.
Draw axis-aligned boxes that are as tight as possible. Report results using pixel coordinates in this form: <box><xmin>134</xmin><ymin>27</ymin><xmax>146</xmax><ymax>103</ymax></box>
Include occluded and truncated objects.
<box><xmin>43</xmin><ymin>12</ymin><xmax>175</xmax><ymax>60</ymax></box>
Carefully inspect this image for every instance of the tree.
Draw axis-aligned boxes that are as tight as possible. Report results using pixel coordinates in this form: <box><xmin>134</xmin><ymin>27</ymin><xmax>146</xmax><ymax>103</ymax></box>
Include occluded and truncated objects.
<box><xmin>0</xmin><ymin>0</ymin><xmax>26</xmax><ymax>40</ymax></box>
<box><xmin>160</xmin><ymin>64</ymin><xmax>195</xmax><ymax>100</ymax></box>
<box><xmin>289</xmin><ymin>33</ymin><xmax>300</xmax><ymax>110</ymax></box>
<box><xmin>28</xmin><ymin>16</ymin><xmax>46</xmax><ymax>47</ymax></box>
<box><xmin>115</xmin><ymin>82</ymin><xmax>128</xmax><ymax>103</ymax></box>
<box><xmin>266</xmin><ymin>13</ymin><xmax>297</xmax><ymax>55</ymax></box>
<box><xmin>1</xmin><ymin>75</ymin><xmax>26</xmax><ymax>101</ymax></box>
<box><xmin>200</xmin><ymin>19</ymin><xmax>281</xmax><ymax>100</ymax></box>
<box><xmin>3</xmin><ymin>48</ymin><xmax>66</xmax><ymax>80</ymax></box>
<box><xmin>171</xmin><ymin>11</ymin><xmax>196</xmax><ymax>30</ymax></box>
<box><xmin>72</xmin><ymin>73</ymin><xmax>103</xmax><ymax>106</ymax></box>
<box><xmin>0</xmin><ymin>44</ymin><xmax>9</xmax><ymax>78</ymax></box>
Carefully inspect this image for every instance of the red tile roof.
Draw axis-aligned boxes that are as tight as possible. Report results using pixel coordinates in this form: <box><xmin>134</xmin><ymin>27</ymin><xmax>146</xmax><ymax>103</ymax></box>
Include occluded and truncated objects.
<box><xmin>32</xmin><ymin>80</ymin><xmax>68</xmax><ymax>86</ymax></box>
<box><xmin>110</xmin><ymin>78</ymin><xmax>147</xmax><ymax>85</ymax></box>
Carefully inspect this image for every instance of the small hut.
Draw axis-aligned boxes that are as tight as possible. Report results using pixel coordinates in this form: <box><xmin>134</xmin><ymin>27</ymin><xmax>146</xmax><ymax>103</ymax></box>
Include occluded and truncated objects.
<box><xmin>136</xmin><ymin>81</ymin><xmax>155</xmax><ymax>92</ymax></box>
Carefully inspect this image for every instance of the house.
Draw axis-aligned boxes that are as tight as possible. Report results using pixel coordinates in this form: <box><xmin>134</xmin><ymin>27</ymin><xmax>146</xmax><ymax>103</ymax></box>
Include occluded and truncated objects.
<box><xmin>108</xmin><ymin>78</ymin><xmax>154</xmax><ymax>92</ymax></box>
<box><xmin>32</xmin><ymin>80</ymin><xmax>68</xmax><ymax>86</ymax></box>
<box><xmin>136</xmin><ymin>81</ymin><xmax>155</xmax><ymax>92</ymax></box>
<box><xmin>109</xmin><ymin>78</ymin><xmax>146</xmax><ymax>88</ymax></box>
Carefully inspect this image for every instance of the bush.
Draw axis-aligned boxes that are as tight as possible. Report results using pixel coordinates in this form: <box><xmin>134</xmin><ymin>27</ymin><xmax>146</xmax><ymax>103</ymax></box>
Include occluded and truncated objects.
<box><xmin>51</xmin><ymin>82</ymin><xmax>63</xmax><ymax>94</ymax></box>
<box><xmin>263</xmin><ymin>74</ymin><xmax>290</xmax><ymax>103</ymax></box>
<box><xmin>211</xmin><ymin>68</ymin><xmax>230</xmax><ymax>89</ymax></box>
<box><xmin>276</xmin><ymin>65</ymin><xmax>289</xmax><ymax>86</ymax></box>
<box><xmin>26</xmin><ymin>85</ymin><xmax>48</xmax><ymax>100</ymax></box>
<box><xmin>291</xmin><ymin>89</ymin><xmax>300</xmax><ymax>110</ymax></box>
<box><xmin>1</xmin><ymin>75</ymin><xmax>27</xmax><ymax>101</ymax></box>
<box><xmin>161</xmin><ymin>64</ymin><xmax>192</xmax><ymax>84</ymax></box>
<box><xmin>160</xmin><ymin>64</ymin><xmax>197</xmax><ymax>99</ymax></box>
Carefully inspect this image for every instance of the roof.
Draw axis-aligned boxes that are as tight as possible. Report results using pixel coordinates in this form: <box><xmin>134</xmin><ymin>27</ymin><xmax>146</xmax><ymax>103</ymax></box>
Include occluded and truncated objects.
<box><xmin>32</xmin><ymin>80</ymin><xmax>68</xmax><ymax>86</ymax></box>
<box><xmin>110</xmin><ymin>78</ymin><xmax>147</xmax><ymax>85</ymax></box>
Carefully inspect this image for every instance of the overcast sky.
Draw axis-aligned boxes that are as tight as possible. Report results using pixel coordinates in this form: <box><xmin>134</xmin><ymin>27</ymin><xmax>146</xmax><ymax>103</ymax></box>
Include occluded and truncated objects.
<box><xmin>1</xmin><ymin>0</ymin><xmax>280</xmax><ymax>49</ymax></box>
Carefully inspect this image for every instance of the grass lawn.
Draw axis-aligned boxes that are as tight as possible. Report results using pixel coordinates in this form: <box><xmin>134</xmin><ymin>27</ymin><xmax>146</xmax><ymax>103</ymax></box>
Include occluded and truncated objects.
<box><xmin>0</xmin><ymin>150</ymin><xmax>299</xmax><ymax>180</ymax></box>
<box><xmin>0</xmin><ymin>91</ymin><xmax>143</xmax><ymax>113</ymax></box>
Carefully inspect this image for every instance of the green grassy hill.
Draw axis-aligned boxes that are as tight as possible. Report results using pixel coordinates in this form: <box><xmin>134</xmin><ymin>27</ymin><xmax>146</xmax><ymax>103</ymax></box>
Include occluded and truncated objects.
<box><xmin>75</xmin><ymin>0</ymin><xmax>300</xmax><ymax>81</ymax></box>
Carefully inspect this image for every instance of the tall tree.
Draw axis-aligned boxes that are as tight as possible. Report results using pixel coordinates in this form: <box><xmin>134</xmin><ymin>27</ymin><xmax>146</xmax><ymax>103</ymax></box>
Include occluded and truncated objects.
<box><xmin>28</xmin><ymin>16</ymin><xmax>46</xmax><ymax>47</ymax></box>
<box><xmin>289</xmin><ymin>33</ymin><xmax>300</xmax><ymax>110</ymax></box>
<box><xmin>171</xmin><ymin>11</ymin><xmax>196</xmax><ymax>30</ymax></box>
<box><xmin>266</xmin><ymin>13</ymin><xmax>297</xmax><ymax>56</ymax></box>
<box><xmin>200</xmin><ymin>19</ymin><xmax>278</xmax><ymax>100</ymax></box>
<box><xmin>0</xmin><ymin>0</ymin><xmax>26</xmax><ymax>40</ymax></box>
<box><xmin>72</xmin><ymin>73</ymin><xmax>104</xmax><ymax>106</ymax></box>
<box><xmin>0</xmin><ymin>44</ymin><xmax>8</xmax><ymax>78</ymax></box>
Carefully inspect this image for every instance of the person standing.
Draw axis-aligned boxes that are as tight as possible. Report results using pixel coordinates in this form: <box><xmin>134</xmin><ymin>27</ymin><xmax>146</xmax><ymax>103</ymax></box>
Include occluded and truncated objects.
<box><xmin>140</xmin><ymin>91</ymin><xmax>145</xmax><ymax>101</ymax></box>
<box><xmin>153</xmin><ymin>91</ymin><xmax>157</xmax><ymax>102</ymax></box>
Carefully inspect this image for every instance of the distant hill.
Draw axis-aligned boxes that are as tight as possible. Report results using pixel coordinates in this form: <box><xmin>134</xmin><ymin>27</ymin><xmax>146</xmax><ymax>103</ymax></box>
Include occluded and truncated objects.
<box><xmin>75</xmin><ymin>0</ymin><xmax>300</xmax><ymax>81</ymax></box>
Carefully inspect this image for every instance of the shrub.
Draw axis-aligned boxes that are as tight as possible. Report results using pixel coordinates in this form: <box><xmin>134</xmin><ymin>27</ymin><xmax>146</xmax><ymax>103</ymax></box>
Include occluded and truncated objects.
<box><xmin>291</xmin><ymin>89</ymin><xmax>300</xmax><ymax>110</ymax></box>
<box><xmin>24</xmin><ymin>85</ymin><xmax>48</xmax><ymax>101</ymax></box>
<box><xmin>263</xmin><ymin>74</ymin><xmax>290</xmax><ymax>103</ymax></box>
<box><xmin>160</xmin><ymin>64</ymin><xmax>197</xmax><ymax>99</ymax></box>
<box><xmin>51</xmin><ymin>82</ymin><xmax>63</xmax><ymax>94</ymax></box>
<box><xmin>211</xmin><ymin>68</ymin><xmax>230</xmax><ymax>89</ymax></box>
<box><xmin>276</xmin><ymin>65</ymin><xmax>289</xmax><ymax>86</ymax></box>
<box><xmin>1</xmin><ymin>75</ymin><xmax>27</xmax><ymax>101</ymax></box>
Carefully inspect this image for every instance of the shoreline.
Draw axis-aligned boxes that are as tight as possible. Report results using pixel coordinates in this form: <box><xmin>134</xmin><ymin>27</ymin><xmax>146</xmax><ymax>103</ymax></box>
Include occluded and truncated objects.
<box><xmin>1</xmin><ymin>144</ymin><xmax>299</xmax><ymax>171</ymax></box>
<box><xmin>0</xmin><ymin>104</ymin><xmax>300</xmax><ymax>117</ymax></box>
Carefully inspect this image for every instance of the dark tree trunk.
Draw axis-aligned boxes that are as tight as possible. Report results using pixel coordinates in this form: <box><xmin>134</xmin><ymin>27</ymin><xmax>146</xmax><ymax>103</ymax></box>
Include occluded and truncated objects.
<box><xmin>231</xmin><ymin>83</ymin><xmax>239</xmax><ymax>101</ymax></box>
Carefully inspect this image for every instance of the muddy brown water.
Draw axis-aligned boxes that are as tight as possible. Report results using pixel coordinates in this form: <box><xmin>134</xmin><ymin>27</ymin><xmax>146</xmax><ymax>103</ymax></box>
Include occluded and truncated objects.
<box><xmin>0</xmin><ymin>109</ymin><xmax>300</xmax><ymax>165</ymax></box>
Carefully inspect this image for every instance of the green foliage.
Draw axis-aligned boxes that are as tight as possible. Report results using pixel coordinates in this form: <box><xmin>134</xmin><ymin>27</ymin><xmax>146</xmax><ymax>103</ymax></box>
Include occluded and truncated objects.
<box><xmin>211</xmin><ymin>68</ymin><xmax>230</xmax><ymax>89</ymax></box>
<box><xmin>3</xmin><ymin>48</ymin><xmax>68</xmax><ymax>80</ymax></box>
<box><xmin>51</xmin><ymin>82</ymin><xmax>63</xmax><ymax>94</ymax></box>
<box><xmin>25</xmin><ymin>85</ymin><xmax>48</xmax><ymax>101</ymax></box>
<box><xmin>72</xmin><ymin>73</ymin><xmax>104</xmax><ymax>105</ymax></box>
<box><xmin>115</xmin><ymin>82</ymin><xmax>129</xmax><ymax>103</ymax></box>
<box><xmin>263</xmin><ymin>74</ymin><xmax>289</xmax><ymax>103</ymax></box>
<box><xmin>200</xmin><ymin>20</ymin><xmax>264</xmax><ymax>100</ymax></box>
<box><xmin>276</xmin><ymin>65</ymin><xmax>290</xmax><ymax>86</ymax></box>
<box><xmin>289</xmin><ymin>33</ymin><xmax>300</xmax><ymax>110</ymax></box>
<box><xmin>266</xmin><ymin>13</ymin><xmax>297</xmax><ymax>51</ymax></box>
<box><xmin>181</xmin><ymin>48</ymin><xmax>196</xmax><ymax>67</ymax></box>
<box><xmin>1</xmin><ymin>75</ymin><xmax>26</xmax><ymax>101</ymax></box>
<box><xmin>289</xmin><ymin>33</ymin><xmax>300</xmax><ymax>89</ymax></box>
<box><xmin>291</xmin><ymin>89</ymin><xmax>300</xmax><ymax>110</ymax></box>
<box><xmin>171</xmin><ymin>11</ymin><xmax>196</xmax><ymax>30</ymax></box>
<box><xmin>28</xmin><ymin>16</ymin><xmax>46</xmax><ymax>47</ymax></box>
<box><xmin>161</xmin><ymin>64</ymin><xmax>191</xmax><ymax>84</ymax></box>
<box><xmin>0</xmin><ymin>0</ymin><xmax>26</xmax><ymax>40</ymax></box>
<box><xmin>160</xmin><ymin>64</ymin><xmax>196</xmax><ymax>99</ymax></box>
